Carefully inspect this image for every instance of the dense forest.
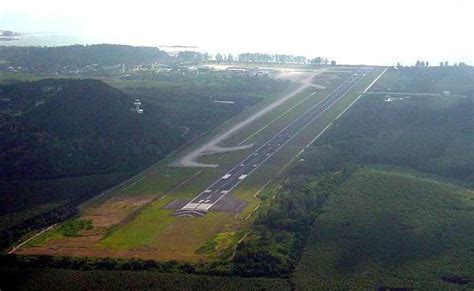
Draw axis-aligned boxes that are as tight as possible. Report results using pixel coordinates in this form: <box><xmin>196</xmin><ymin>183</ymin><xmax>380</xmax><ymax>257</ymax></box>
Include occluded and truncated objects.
<box><xmin>0</xmin><ymin>78</ymin><xmax>182</xmax><ymax>180</ymax></box>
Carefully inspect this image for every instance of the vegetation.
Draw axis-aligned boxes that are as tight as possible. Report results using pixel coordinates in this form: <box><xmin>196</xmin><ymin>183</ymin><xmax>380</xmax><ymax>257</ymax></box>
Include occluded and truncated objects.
<box><xmin>0</xmin><ymin>267</ymin><xmax>291</xmax><ymax>290</ymax></box>
<box><xmin>0</xmin><ymin>77</ymin><xmax>185</xmax><ymax>249</ymax></box>
<box><xmin>0</xmin><ymin>254</ymin><xmax>291</xmax><ymax>290</ymax></box>
<box><xmin>2</xmin><ymin>63</ymin><xmax>473</xmax><ymax>289</ymax></box>
<box><xmin>288</xmin><ymin>67</ymin><xmax>474</xmax><ymax>289</ymax></box>
<box><xmin>0</xmin><ymin>78</ymin><xmax>184</xmax><ymax>179</ymax></box>
<box><xmin>59</xmin><ymin>218</ymin><xmax>92</xmax><ymax>237</ymax></box>
<box><xmin>232</xmin><ymin>169</ymin><xmax>354</xmax><ymax>277</ymax></box>
<box><xmin>0</xmin><ymin>68</ymin><xmax>289</xmax><ymax>253</ymax></box>
<box><xmin>293</xmin><ymin>168</ymin><xmax>474</xmax><ymax>289</ymax></box>
<box><xmin>297</xmin><ymin>69</ymin><xmax>474</xmax><ymax>186</ymax></box>
<box><xmin>371</xmin><ymin>66</ymin><xmax>474</xmax><ymax>95</ymax></box>
<box><xmin>0</xmin><ymin>77</ymin><xmax>183</xmax><ymax>249</ymax></box>
<box><xmin>0</xmin><ymin>44</ymin><xmax>169</xmax><ymax>69</ymax></box>
<box><xmin>111</xmin><ymin>71</ymin><xmax>290</xmax><ymax>139</ymax></box>
<box><xmin>0</xmin><ymin>172</ymin><xmax>128</xmax><ymax>249</ymax></box>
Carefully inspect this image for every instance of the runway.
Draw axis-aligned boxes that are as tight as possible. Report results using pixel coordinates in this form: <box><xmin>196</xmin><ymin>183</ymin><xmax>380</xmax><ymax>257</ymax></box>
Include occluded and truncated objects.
<box><xmin>176</xmin><ymin>68</ymin><xmax>370</xmax><ymax>216</ymax></box>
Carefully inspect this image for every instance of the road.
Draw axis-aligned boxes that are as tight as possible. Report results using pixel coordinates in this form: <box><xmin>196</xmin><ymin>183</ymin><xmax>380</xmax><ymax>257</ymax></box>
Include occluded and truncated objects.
<box><xmin>175</xmin><ymin>68</ymin><xmax>370</xmax><ymax>216</ymax></box>
<box><xmin>8</xmin><ymin>224</ymin><xmax>57</xmax><ymax>254</ymax></box>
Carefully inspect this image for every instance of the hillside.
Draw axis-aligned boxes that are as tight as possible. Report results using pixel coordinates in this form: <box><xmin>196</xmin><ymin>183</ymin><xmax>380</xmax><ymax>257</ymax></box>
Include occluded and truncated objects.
<box><xmin>0</xmin><ymin>78</ymin><xmax>183</xmax><ymax>248</ymax></box>
<box><xmin>0</xmin><ymin>78</ymin><xmax>182</xmax><ymax>180</ymax></box>
<box><xmin>293</xmin><ymin>168</ymin><xmax>474</xmax><ymax>289</ymax></box>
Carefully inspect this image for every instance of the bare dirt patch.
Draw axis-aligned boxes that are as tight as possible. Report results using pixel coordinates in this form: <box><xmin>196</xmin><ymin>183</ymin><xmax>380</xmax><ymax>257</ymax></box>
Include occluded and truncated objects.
<box><xmin>81</xmin><ymin>196</ymin><xmax>155</xmax><ymax>229</ymax></box>
<box><xmin>164</xmin><ymin>199</ymin><xmax>189</xmax><ymax>209</ymax></box>
<box><xmin>16</xmin><ymin>195</ymin><xmax>155</xmax><ymax>258</ymax></box>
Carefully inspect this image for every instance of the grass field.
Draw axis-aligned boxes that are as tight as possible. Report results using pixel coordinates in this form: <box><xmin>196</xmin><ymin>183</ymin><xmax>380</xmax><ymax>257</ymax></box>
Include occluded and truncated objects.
<box><xmin>293</xmin><ymin>168</ymin><xmax>474</xmax><ymax>290</ymax></box>
<box><xmin>370</xmin><ymin>66</ymin><xmax>474</xmax><ymax>95</ymax></box>
<box><xmin>306</xmin><ymin>67</ymin><xmax>474</xmax><ymax>187</ymax></box>
<box><xmin>0</xmin><ymin>72</ymin><xmax>42</xmax><ymax>83</ymax></box>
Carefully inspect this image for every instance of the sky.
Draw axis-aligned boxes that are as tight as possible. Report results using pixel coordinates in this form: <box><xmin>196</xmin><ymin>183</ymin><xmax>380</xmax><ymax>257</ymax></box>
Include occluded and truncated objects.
<box><xmin>1</xmin><ymin>0</ymin><xmax>473</xmax><ymax>65</ymax></box>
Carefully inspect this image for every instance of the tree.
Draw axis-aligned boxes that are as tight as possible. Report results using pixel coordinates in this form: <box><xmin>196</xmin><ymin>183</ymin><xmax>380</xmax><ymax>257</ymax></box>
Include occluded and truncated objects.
<box><xmin>177</xmin><ymin>51</ymin><xmax>202</xmax><ymax>63</ymax></box>
<box><xmin>330</xmin><ymin>60</ymin><xmax>336</xmax><ymax>66</ymax></box>
<box><xmin>310</xmin><ymin>57</ymin><xmax>322</xmax><ymax>64</ymax></box>
<box><xmin>215</xmin><ymin>53</ymin><xmax>223</xmax><ymax>63</ymax></box>
<box><xmin>295</xmin><ymin>56</ymin><xmax>306</xmax><ymax>64</ymax></box>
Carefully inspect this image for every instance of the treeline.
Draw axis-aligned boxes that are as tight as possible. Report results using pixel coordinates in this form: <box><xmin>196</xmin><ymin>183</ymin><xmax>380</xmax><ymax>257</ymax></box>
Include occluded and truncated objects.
<box><xmin>0</xmin><ymin>205</ymin><xmax>78</xmax><ymax>250</ymax></box>
<box><xmin>0</xmin><ymin>254</ymin><xmax>204</xmax><ymax>274</ymax></box>
<box><xmin>396</xmin><ymin>60</ymin><xmax>470</xmax><ymax>68</ymax></box>
<box><xmin>232</xmin><ymin>169</ymin><xmax>354</xmax><ymax>277</ymax></box>
<box><xmin>0</xmin><ymin>265</ymin><xmax>291</xmax><ymax>290</ymax></box>
<box><xmin>212</xmin><ymin>53</ymin><xmax>333</xmax><ymax>65</ymax></box>
<box><xmin>0</xmin><ymin>44</ymin><xmax>334</xmax><ymax>71</ymax></box>
<box><xmin>0</xmin><ymin>44</ymin><xmax>170</xmax><ymax>69</ymax></box>
<box><xmin>235</xmin><ymin>53</ymin><xmax>330</xmax><ymax>65</ymax></box>
<box><xmin>156</xmin><ymin>51</ymin><xmax>332</xmax><ymax>65</ymax></box>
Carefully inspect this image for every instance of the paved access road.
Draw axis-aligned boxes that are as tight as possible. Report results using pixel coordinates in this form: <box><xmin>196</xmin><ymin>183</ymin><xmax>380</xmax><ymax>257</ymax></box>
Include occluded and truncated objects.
<box><xmin>179</xmin><ymin>68</ymin><xmax>370</xmax><ymax>214</ymax></box>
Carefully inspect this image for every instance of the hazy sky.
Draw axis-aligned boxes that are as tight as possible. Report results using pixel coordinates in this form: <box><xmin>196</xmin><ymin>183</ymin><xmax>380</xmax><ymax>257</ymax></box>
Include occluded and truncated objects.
<box><xmin>1</xmin><ymin>0</ymin><xmax>472</xmax><ymax>65</ymax></box>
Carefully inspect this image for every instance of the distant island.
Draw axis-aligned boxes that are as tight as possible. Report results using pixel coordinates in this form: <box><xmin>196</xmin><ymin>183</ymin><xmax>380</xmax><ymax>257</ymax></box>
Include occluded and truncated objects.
<box><xmin>159</xmin><ymin>45</ymin><xmax>198</xmax><ymax>49</ymax></box>
<box><xmin>0</xmin><ymin>30</ymin><xmax>21</xmax><ymax>41</ymax></box>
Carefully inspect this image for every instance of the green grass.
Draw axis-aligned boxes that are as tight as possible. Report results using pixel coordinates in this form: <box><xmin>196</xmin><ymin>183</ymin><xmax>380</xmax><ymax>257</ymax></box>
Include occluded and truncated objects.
<box><xmin>26</xmin><ymin>225</ymin><xmax>65</xmax><ymax>247</ymax></box>
<box><xmin>313</xmin><ymin>92</ymin><xmax>474</xmax><ymax>185</ymax></box>
<box><xmin>98</xmin><ymin>202</ymin><xmax>175</xmax><ymax>249</ymax></box>
<box><xmin>27</xmin><ymin>218</ymin><xmax>92</xmax><ymax>247</ymax></box>
<box><xmin>196</xmin><ymin>231</ymin><xmax>237</xmax><ymax>257</ymax></box>
<box><xmin>293</xmin><ymin>168</ymin><xmax>474</xmax><ymax>290</ymax></box>
<box><xmin>371</xmin><ymin>66</ymin><xmax>474</xmax><ymax>95</ymax></box>
<box><xmin>60</xmin><ymin>218</ymin><xmax>93</xmax><ymax>237</ymax></box>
